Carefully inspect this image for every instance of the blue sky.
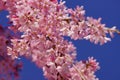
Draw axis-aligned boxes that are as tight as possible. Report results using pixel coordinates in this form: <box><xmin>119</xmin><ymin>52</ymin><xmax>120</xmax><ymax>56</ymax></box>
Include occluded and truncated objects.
<box><xmin>0</xmin><ymin>0</ymin><xmax>120</xmax><ymax>80</ymax></box>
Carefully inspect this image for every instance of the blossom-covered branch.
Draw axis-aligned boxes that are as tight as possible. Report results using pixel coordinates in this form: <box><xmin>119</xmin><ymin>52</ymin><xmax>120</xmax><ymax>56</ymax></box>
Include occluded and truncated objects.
<box><xmin>0</xmin><ymin>0</ymin><xmax>119</xmax><ymax>80</ymax></box>
<box><xmin>0</xmin><ymin>26</ymin><xmax>22</xmax><ymax>80</ymax></box>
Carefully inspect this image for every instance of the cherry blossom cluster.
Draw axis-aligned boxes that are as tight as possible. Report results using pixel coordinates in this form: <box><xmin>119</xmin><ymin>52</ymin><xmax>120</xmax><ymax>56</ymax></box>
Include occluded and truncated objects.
<box><xmin>0</xmin><ymin>0</ymin><xmax>119</xmax><ymax>80</ymax></box>
<box><xmin>0</xmin><ymin>26</ymin><xmax>22</xmax><ymax>80</ymax></box>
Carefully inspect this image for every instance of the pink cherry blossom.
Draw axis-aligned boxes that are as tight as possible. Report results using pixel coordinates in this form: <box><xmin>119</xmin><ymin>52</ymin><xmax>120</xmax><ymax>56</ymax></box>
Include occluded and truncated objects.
<box><xmin>0</xmin><ymin>26</ymin><xmax>22</xmax><ymax>80</ymax></box>
<box><xmin>0</xmin><ymin>0</ymin><xmax>119</xmax><ymax>80</ymax></box>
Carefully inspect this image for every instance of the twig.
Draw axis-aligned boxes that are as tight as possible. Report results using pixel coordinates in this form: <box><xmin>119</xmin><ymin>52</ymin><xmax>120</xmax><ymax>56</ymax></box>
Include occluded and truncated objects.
<box><xmin>73</xmin><ymin>64</ymin><xmax>86</xmax><ymax>80</ymax></box>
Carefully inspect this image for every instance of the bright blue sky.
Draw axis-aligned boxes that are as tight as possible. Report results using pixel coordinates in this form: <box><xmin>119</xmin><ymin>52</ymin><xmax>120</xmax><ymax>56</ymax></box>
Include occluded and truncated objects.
<box><xmin>0</xmin><ymin>0</ymin><xmax>120</xmax><ymax>80</ymax></box>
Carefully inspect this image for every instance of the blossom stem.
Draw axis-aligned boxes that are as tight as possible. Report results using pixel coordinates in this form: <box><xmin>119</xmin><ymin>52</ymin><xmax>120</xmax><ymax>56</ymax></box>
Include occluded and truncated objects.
<box><xmin>61</xmin><ymin>17</ymin><xmax>120</xmax><ymax>35</ymax></box>
<box><xmin>73</xmin><ymin>64</ymin><xmax>86</xmax><ymax>80</ymax></box>
<box><xmin>115</xmin><ymin>29</ymin><xmax>120</xmax><ymax>34</ymax></box>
